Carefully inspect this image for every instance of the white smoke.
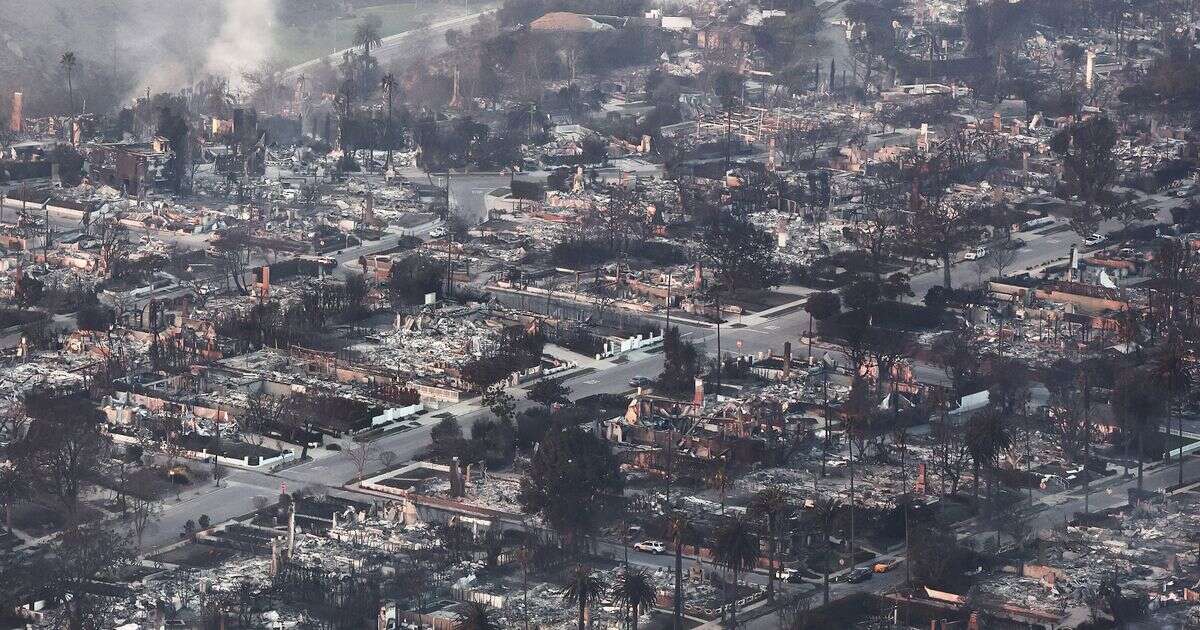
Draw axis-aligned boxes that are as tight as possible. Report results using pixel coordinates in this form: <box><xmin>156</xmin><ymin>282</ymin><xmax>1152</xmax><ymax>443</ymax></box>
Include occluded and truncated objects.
<box><xmin>204</xmin><ymin>0</ymin><xmax>278</xmax><ymax>90</ymax></box>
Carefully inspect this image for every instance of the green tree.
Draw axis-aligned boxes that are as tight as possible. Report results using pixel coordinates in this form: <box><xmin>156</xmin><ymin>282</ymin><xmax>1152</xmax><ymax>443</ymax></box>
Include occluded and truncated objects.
<box><xmin>699</xmin><ymin>212</ymin><xmax>786</xmax><ymax>293</ymax></box>
<box><xmin>561</xmin><ymin>564</ymin><xmax>604</xmax><ymax>630</ymax></box>
<box><xmin>657</xmin><ymin>326</ymin><xmax>704</xmax><ymax>398</ymax></box>
<box><xmin>803</xmin><ymin>291</ymin><xmax>840</xmax><ymax>357</ymax></box>
<box><xmin>455</xmin><ymin>602</ymin><xmax>502</xmax><ymax>630</ymax></box>
<box><xmin>353</xmin><ymin>18</ymin><xmax>384</xmax><ymax>57</ymax></box>
<box><xmin>1049</xmin><ymin>116</ymin><xmax>1117</xmax><ymax>236</ymax></box>
<box><xmin>613</xmin><ymin>567</ymin><xmax>657</xmax><ymax>630</ymax></box>
<box><xmin>387</xmin><ymin>254</ymin><xmax>443</xmax><ymax>306</ymax></box>
<box><xmin>526</xmin><ymin>377</ymin><xmax>571</xmax><ymax>408</ymax></box>
<box><xmin>519</xmin><ymin>426</ymin><xmax>623</xmax><ymax>550</ymax></box>
<box><xmin>713</xmin><ymin>517</ymin><xmax>760</xmax><ymax>628</ymax></box>
<box><xmin>482</xmin><ymin>386</ymin><xmax>517</xmax><ymax>424</ymax></box>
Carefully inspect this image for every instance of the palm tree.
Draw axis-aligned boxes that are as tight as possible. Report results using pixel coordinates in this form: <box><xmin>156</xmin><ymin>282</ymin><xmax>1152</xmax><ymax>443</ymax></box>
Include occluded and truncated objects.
<box><xmin>1152</xmin><ymin>340</ymin><xmax>1191</xmax><ymax>487</ymax></box>
<box><xmin>614</xmin><ymin>567</ymin><xmax>657</xmax><ymax>630</ymax></box>
<box><xmin>354</xmin><ymin>20</ymin><xmax>384</xmax><ymax>57</ymax></box>
<box><xmin>60</xmin><ymin>51</ymin><xmax>78</xmax><ymax>116</ymax></box>
<box><xmin>713</xmin><ymin>517</ymin><xmax>760</xmax><ymax>628</ymax></box>
<box><xmin>380</xmin><ymin>73</ymin><xmax>398</xmax><ymax>169</ymax></box>
<box><xmin>1113</xmin><ymin>368</ymin><xmax>1167</xmax><ymax>493</ymax></box>
<box><xmin>749</xmin><ymin>486</ymin><xmax>790</xmax><ymax>601</ymax></box>
<box><xmin>808</xmin><ymin>497</ymin><xmax>838</xmax><ymax>604</ymax></box>
<box><xmin>708</xmin><ymin>460</ymin><xmax>730</xmax><ymax>516</ymax></box>
<box><xmin>665</xmin><ymin>510</ymin><xmax>695</xmax><ymax>629</ymax></box>
<box><xmin>965</xmin><ymin>411</ymin><xmax>1012</xmax><ymax>512</ymax></box>
<box><xmin>561</xmin><ymin>564</ymin><xmax>603</xmax><ymax>630</ymax></box>
<box><xmin>455</xmin><ymin>602</ymin><xmax>501</xmax><ymax>630</ymax></box>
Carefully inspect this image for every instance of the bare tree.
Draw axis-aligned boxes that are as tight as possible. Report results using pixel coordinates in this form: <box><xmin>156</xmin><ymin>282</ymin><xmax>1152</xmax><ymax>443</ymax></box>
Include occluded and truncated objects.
<box><xmin>344</xmin><ymin>441</ymin><xmax>376</xmax><ymax>483</ymax></box>
<box><xmin>24</xmin><ymin>397</ymin><xmax>107</xmax><ymax>524</ymax></box>
<box><xmin>776</xmin><ymin>588</ymin><xmax>815</xmax><ymax>630</ymax></box>
<box><xmin>377</xmin><ymin>450</ymin><xmax>398</xmax><ymax>471</ymax></box>
<box><xmin>212</xmin><ymin>458</ymin><xmax>228</xmax><ymax>488</ymax></box>
<box><xmin>95</xmin><ymin>215</ymin><xmax>130</xmax><ymax>278</ymax></box>
<box><xmin>240</xmin><ymin>390</ymin><xmax>289</xmax><ymax>448</ymax></box>
<box><xmin>986</xmin><ymin>243</ymin><xmax>1020</xmax><ymax>280</ymax></box>
<box><xmin>932</xmin><ymin>416</ymin><xmax>970</xmax><ymax>496</ymax></box>
<box><xmin>127</xmin><ymin>496</ymin><xmax>162</xmax><ymax>548</ymax></box>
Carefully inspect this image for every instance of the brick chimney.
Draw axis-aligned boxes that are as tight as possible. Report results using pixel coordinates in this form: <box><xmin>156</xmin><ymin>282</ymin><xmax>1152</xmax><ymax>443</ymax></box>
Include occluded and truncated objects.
<box><xmin>783</xmin><ymin>342</ymin><xmax>792</xmax><ymax>381</ymax></box>
<box><xmin>693</xmin><ymin>377</ymin><xmax>704</xmax><ymax>408</ymax></box>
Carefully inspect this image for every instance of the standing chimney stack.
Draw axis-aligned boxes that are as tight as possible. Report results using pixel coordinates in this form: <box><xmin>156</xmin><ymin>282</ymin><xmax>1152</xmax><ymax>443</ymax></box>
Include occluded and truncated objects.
<box><xmin>1085</xmin><ymin>49</ymin><xmax>1096</xmax><ymax>90</ymax></box>
<box><xmin>783</xmin><ymin>342</ymin><xmax>792</xmax><ymax>381</ymax></box>
<box><xmin>449</xmin><ymin>457</ymin><xmax>464</xmax><ymax>497</ymax></box>
<box><xmin>9</xmin><ymin>92</ymin><xmax>22</xmax><ymax>133</ymax></box>
<box><xmin>693</xmin><ymin>377</ymin><xmax>705</xmax><ymax>409</ymax></box>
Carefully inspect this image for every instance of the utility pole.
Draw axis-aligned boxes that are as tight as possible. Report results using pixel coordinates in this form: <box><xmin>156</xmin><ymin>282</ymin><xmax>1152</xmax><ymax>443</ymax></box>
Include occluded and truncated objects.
<box><xmin>443</xmin><ymin>173</ymin><xmax>453</xmax><ymax>298</ymax></box>
<box><xmin>662</xmin><ymin>270</ymin><xmax>672</xmax><ymax>328</ymax></box>
<box><xmin>714</xmin><ymin>290</ymin><xmax>723</xmax><ymax>397</ymax></box>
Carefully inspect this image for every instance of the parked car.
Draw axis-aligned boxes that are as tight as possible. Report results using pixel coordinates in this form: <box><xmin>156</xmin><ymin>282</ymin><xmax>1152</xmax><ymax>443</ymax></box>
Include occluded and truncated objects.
<box><xmin>633</xmin><ymin>540</ymin><xmax>666</xmax><ymax>554</ymax></box>
<box><xmin>964</xmin><ymin>247</ymin><xmax>987</xmax><ymax>260</ymax></box>
<box><xmin>777</xmin><ymin>567</ymin><xmax>801</xmax><ymax>583</ymax></box>
<box><xmin>1083</xmin><ymin>233</ymin><xmax>1105</xmax><ymax>246</ymax></box>
<box><xmin>844</xmin><ymin>567</ymin><xmax>873</xmax><ymax>583</ymax></box>
<box><xmin>429</xmin><ymin>226</ymin><xmax>447</xmax><ymax>238</ymax></box>
<box><xmin>1002</xmin><ymin>238</ymin><xmax>1027</xmax><ymax>250</ymax></box>
<box><xmin>629</xmin><ymin>376</ymin><xmax>653</xmax><ymax>388</ymax></box>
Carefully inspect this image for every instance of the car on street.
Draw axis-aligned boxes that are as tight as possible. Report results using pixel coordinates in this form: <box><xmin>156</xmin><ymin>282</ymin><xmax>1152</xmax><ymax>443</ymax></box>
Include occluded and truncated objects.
<box><xmin>963</xmin><ymin>247</ymin><xmax>987</xmax><ymax>260</ymax></box>
<box><xmin>844</xmin><ymin>567</ymin><xmax>873</xmax><ymax>583</ymax></box>
<box><xmin>629</xmin><ymin>376</ymin><xmax>653</xmax><ymax>388</ymax></box>
<box><xmin>778</xmin><ymin>567</ymin><xmax>802</xmax><ymax>583</ymax></box>
<box><xmin>429</xmin><ymin>226</ymin><xmax>447</xmax><ymax>238</ymax></box>
<box><xmin>1083</xmin><ymin>233</ymin><xmax>1105</xmax><ymax>246</ymax></box>
<box><xmin>1002</xmin><ymin>238</ymin><xmax>1027</xmax><ymax>249</ymax></box>
<box><xmin>633</xmin><ymin>540</ymin><xmax>666</xmax><ymax>554</ymax></box>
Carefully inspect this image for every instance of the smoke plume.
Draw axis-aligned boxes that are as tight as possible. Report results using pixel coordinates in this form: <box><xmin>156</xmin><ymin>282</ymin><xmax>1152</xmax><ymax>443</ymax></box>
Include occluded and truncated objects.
<box><xmin>203</xmin><ymin>0</ymin><xmax>278</xmax><ymax>89</ymax></box>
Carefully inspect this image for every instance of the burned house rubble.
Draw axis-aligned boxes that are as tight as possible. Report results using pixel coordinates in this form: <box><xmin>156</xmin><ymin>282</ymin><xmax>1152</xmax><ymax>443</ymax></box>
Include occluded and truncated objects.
<box><xmin>6</xmin><ymin>0</ymin><xmax>1200</xmax><ymax>628</ymax></box>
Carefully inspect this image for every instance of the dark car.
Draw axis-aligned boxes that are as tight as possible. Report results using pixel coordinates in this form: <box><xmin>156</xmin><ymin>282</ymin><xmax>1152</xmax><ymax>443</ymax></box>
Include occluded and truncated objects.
<box><xmin>629</xmin><ymin>376</ymin><xmax>653</xmax><ymax>387</ymax></box>
<box><xmin>844</xmin><ymin>567</ymin><xmax>873</xmax><ymax>584</ymax></box>
<box><xmin>1002</xmin><ymin>238</ymin><xmax>1027</xmax><ymax>249</ymax></box>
